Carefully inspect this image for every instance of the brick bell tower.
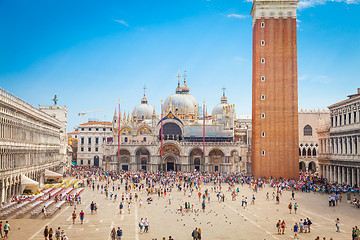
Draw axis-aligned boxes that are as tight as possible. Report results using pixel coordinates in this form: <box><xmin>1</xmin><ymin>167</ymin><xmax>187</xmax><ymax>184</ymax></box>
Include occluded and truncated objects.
<box><xmin>251</xmin><ymin>0</ymin><xmax>299</xmax><ymax>179</ymax></box>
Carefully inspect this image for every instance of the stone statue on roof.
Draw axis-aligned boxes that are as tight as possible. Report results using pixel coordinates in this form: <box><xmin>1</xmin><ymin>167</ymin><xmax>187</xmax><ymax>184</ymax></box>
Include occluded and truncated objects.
<box><xmin>53</xmin><ymin>93</ymin><xmax>58</xmax><ymax>105</ymax></box>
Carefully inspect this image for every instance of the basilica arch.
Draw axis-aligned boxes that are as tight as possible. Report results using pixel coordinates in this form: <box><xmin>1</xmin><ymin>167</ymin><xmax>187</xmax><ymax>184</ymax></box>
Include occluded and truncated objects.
<box><xmin>160</xmin><ymin>144</ymin><xmax>181</xmax><ymax>171</ymax></box>
<box><xmin>118</xmin><ymin>149</ymin><xmax>131</xmax><ymax>171</ymax></box>
<box><xmin>208</xmin><ymin>149</ymin><xmax>224</xmax><ymax>172</ymax></box>
<box><xmin>135</xmin><ymin>147</ymin><xmax>150</xmax><ymax>171</ymax></box>
<box><xmin>189</xmin><ymin>148</ymin><xmax>203</xmax><ymax>172</ymax></box>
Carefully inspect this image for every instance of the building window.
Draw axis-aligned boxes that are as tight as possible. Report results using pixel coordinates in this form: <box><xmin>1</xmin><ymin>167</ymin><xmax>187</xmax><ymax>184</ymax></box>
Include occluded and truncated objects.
<box><xmin>89</xmin><ymin>128</ymin><xmax>91</xmax><ymax>131</ymax></box>
<box><xmin>81</xmin><ymin>147</ymin><xmax>84</xmax><ymax>152</ymax></box>
<box><xmin>143</xmin><ymin>137</ymin><xmax>146</xmax><ymax>142</ymax></box>
<box><xmin>261</xmin><ymin>94</ymin><xmax>265</xmax><ymax>100</ymax></box>
<box><xmin>95</xmin><ymin>138</ymin><xmax>99</xmax><ymax>144</ymax></box>
<box><xmin>354</xmin><ymin>112</ymin><xmax>357</xmax><ymax>123</ymax></box>
<box><xmin>339</xmin><ymin>115</ymin><xmax>342</xmax><ymax>125</ymax></box>
<box><xmin>81</xmin><ymin>138</ymin><xmax>84</xmax><ymax>144</ymax></box>
<box><xmin>261</xmin><ymin>113</ymin><xmax>265</xmax><ymax>119</ymax></box>
<box><xmin>331</xmin><ymin>117</ymin><xmax>333</xmax><ymax>127</ymax></box>
<box><xmin>103</xmin><ymin>128</ymin><xmax>106</xmax><ymax>131</ymax></box>
<box><xmin>335</xmin><ymin>116</ymin><xmax>338</xmax><ymax>126</ymax></box>
<box><xmin>110</xmin><ymin>128</ymin><xmax>112</xmax><ymax>131</ymax></box>
<box><xmin>261</xmin><ymin>58</ymin><xmax>265</xmax><ymax>64</ymax></box>
<box><xmin>75</xmin><ymin>135</ymin><xmax>77</xmax><ymax>138</ymax></box>
<box><xmin>261</xmin><ymin>150</ymin><xmax>265</xmax><ymax>156</ymax></box>
<box><xmin>80</xmin><ymin>160</ymin><xmax>83</xmax><ymax>165</ymax></box>
<box><xmin>95</xmin><ymin>147</ymin><xmax>98</xmax><ymax>152</ymax></box>
<box><xmin>125</xmin><ymin>137</ymin><xmax>128</xmax><ymax>143</ymax></box>
<box><xmin>261</xmin><ymin>22</ymin><xmax>265</xmax><ymax>28</ymax></box>
<box><xmin>349</xmin><ymin>112</ymin><xmax>351</xmax><ymax>124</ymax></box>
<box><xmin>344</xmin><ymin>114</ymin><xmax>346</xmax><ymax>125</ymax></box>
<box><xmin>88</xmin><ymin>138</ymin><xmax>91</xmax><ymax>144</ymax></box>
<box><xmin>103</xmin><ymin>138</ymin><xmax>106</xmax><ymax>142</ymax></box>
<box><xmin>261</xmin><ymin>131</ymin><xmax>265</xmax><ymax>137</ymax></box>
<box><xmin>81</xmin><ymin>128</ymin><xmax>84</xmax><ymax>131</ymax></box>
<box><xmin>261</xmin><ymin>40</ymin><xmax>265</xmax><ymax>46</ymax></box>
<box><xmin>88</xmin><ymin>160</ymin><xmax>91</xmax><ymax>165</ymax></box>
<box><xmin>303</xmin><ymin>125</ymin><xmax>312</xmax><ymax>136</ymax></box>
<box><xmin>88</xmin><ymin>147</ymin><xmax>91</xmax><ymax>152</ymax></box>
<box><xmin>261</xmin><ymin>76</ymin><xmax>265</xmax><ymax>82</ymax></box>
<box><xmin>96</xmin><ymin>128</ymin><xmax>99</xmax><ymax>131</ymax></box>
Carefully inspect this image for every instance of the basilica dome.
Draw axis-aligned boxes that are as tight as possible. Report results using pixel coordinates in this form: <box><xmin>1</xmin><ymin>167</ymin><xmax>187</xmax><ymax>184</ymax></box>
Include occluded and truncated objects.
<box><xmin>212</xmin><ymin>92</ymin><xmax>229</xmax><ymax>116</ymax></box>
<box><xmin>164</xmin><ymin>80</ymin><xmax>198</xmax><ymax>115</ymax></box>
<box><xmin>133</xmin><ymin>96</ymin><xmax>154</xmax><ymax>119</ymax></box>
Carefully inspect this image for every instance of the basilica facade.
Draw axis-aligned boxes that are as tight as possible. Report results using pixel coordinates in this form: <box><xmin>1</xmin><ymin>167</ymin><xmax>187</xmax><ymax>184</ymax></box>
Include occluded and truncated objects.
<box><xmin>103</xmin><ymin>79</ymin><xmax>250</xmax><ymax>173</ymax></box>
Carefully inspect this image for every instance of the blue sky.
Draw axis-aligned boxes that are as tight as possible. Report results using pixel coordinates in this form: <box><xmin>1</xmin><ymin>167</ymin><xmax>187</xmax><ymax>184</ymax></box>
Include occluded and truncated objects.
<box><xmin>1</xmin><ymin>0</ymin><xmax>359</xmax><ymax>132</ymax></box>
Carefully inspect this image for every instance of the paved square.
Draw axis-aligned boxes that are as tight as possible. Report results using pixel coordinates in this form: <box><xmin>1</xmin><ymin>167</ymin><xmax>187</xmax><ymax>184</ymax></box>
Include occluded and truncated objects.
<box><xmin>4</xmin><ymin>177</ymin><xmax>358</xmax><ymax>240</ymax></box>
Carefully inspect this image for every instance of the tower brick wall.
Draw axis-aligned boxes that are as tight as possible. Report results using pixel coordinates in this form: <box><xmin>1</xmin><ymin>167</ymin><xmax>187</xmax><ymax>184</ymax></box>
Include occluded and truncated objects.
<box><xmin>251</xmin><ymin>0</ymin><xmax>299</xmax><ymax>179</ymax></box>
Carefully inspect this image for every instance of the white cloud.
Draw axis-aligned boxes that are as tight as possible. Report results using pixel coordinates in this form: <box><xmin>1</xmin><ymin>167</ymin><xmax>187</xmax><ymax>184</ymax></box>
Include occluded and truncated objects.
<box><xmin>114</xmin><ymin>20</ymin><xmax>129</xmax><ymax>27</ymax></box>
<box><xmin>227</xmin><ymin>14</ymin><xmax>248</xmax><ymax>19</ymax></box>
<box><xmin>298</xmin><ymin>0</ymin><xmax>359</xmax><ymax>10</ymax></box>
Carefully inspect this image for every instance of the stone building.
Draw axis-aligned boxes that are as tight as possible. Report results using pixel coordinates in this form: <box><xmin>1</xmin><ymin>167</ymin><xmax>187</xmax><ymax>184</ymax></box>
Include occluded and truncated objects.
<box><xmin>298</xmin><ymin>109</ymin><xmax>330</xmax><ymax>172</ymax></box>
<box><xmin>77</xmin><ymin>121</ymin><xmax>113</xmax><ymax>167</ymax></box>
<box><xmin>102</xmin><ymin>79</ymin><xmax>248</xmax><ymax>173</ymax></box>
<box><xmin>318</xmin><ymin>88</ymin><xmax>360</xmax><ymax>186</ymax></box>
<box><xmin>251</xmin><ymin>0</ymin><xmax>299</xmax><ymax>179</ymax></box>
<box><xmin>0</xmin><ymin>88</ymin><xmax>65</xmax><ymax>205</ymax></box>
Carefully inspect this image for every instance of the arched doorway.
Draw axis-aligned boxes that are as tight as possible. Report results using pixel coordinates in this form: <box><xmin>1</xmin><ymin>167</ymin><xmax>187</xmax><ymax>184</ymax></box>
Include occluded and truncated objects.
<box><xmin>189</xmin><ymin>148</ymin><xmax>203</xmax><ymax>172</ymax></box>
<box><xmin>299</xmin><ymin>161</ymin><xmax>306</xmax><ymax>171</ymax></box>
<box><xmin>136</xmin><ymin>148</ymin><xmax>150</xmax><ymax>171</ymax></box>
<box><xmin>119</xmin><ymin>149</ymin><xmax>130</xmax><ymax>171</ymax></box>
<box><xmin>165</xmin><ymin>156</ymin><xmax>176</xmax><ymax>171</ymax></box>
<box><xmin>308</xmin><ymin>161</ymin><xmax>316</xmax><ymax>172</ymax></box>
<box><xmin>94</xmin><ymin>156</ymin><xmax>99</xmax><ymax>167</ymax></box>
<box><xmin>209</xmin><ymin>149</ymin><xmax>224</xmax><ymax>172</ymax></box>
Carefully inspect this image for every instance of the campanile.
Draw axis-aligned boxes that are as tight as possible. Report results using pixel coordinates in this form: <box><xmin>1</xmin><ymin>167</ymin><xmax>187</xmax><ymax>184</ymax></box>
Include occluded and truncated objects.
<box><xmin>251</xmin><ymin>0</ymin><xmax>299</xmax><ymax>179</ymax></box>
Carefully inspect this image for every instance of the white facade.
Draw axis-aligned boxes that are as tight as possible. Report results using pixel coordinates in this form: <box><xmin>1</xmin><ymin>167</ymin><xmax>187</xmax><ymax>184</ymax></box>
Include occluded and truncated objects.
<box><xmin>0</xmin><ymin>88</ymin><xmax>65</xmax><ymax>205</ymax></box>
<box><xmin>77</xmin><ymin>121</ymin><xmax>113</xmax><ymax>167</ymax></box>
<box><xmin>318</xmin><ymin>88</ymin><xmax>360</xmax><ymax>186</ymax></box>
<box><xmin>298</xmin><ymin>109</ymin><xmax>330</xmax><ymax>172</ymax></box>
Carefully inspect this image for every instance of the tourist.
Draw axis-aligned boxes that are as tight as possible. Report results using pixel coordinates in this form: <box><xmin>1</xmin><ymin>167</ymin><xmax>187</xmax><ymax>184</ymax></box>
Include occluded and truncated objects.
<box><xmin>116</xmin><ymin>227</ymin><xmax>123</xmax><ymax>240</ymax></box>
<box><xmin>0</xmin><ymin>221</ymin><xmax>3</xmax><ymax>239</ymax></box>
<box><xmin>72</xmin><ymin>211</ymin><xmax>77</xmax><ymax>224</ymax></box>
<box><xmin>192</xmin><ymin>227</ymin><xmax>198</xmax><ymax>240</ymax></box>
<box><xmin>335</xmin><ymin>218</ymin><xmax>340</xmax><ymax>232</ymax></box>
<box><xmin>276</xmin><ymin>220</ymin><xmax>281</xmax><ymax>235</ymax></box>
<box><xmin>80</xmin><ymin>210</ymin><xmax>85</xmax><ymax>224</ymax></box>
<box><xmin>119</xmin><ymin>202</ymin><xmax>123</xmax><ymax>214</ymax></box>
<box><xmin>307</xmin><ymin>218</ymin><xmax>312</xmax><ymax>233</ymax></box>
<box><xmin>288</xmin><ymin>202</ymin><xmax>292</xmax><ymax>214</ymax></box>
<box><xmin>294</xmin><ymin>203</ymin><xmax>298</xmax><ymax>214</ymax></box>
<box><xmin>3</xmin><ymin>221</ymin><xmax>10</xmax><ymax>239</ymax></box>
<box><xmin>49</xmin><ymin>228</ymin><xmax>53</xmax><ymax>240</ymax></box>
<box><xmin>42</xmin><ymin>206</ymin><xmax>47</xmax><ymax>219</ymax></box>
<box><xmin>293</xmin><ymin>223</ymin><xmax>299</xmax><ymax>239</ymax></box>
<box><xmin>139</xmin><ymin>218</ymin><xmax>144</xmax><ymax>233</ymax></box>
<box><xmin>110</xmin><ymin>228</ymin><xmax>116</xmax><ymax>240</ymax></box>
<box><xmin>90</xmin><ymin>201</ymin><xmax>95</xmax><ymax>214</ymax></box>
<box><xmin>144</xmin><ymin>218</ymin><xmax>149</xmax><ymax>233</ymax></box>
<box><xmin>281</xmin><ymin>220</ymin><xmax>286</xmax><ymax>234</ymax></box>
<box><xmin>44</xmin><ymin>226</ymin><xmax>49</xmax><ymax>240</ymax></box>
<box><xmin>197</xmin><ymin>228</ymin><xmax>202</xmax><ymax>240</ymax></box>
<box><xmin>55</xmin><ymin>227</ymin><xmax>61</xmax><ymax>240</ymax></box>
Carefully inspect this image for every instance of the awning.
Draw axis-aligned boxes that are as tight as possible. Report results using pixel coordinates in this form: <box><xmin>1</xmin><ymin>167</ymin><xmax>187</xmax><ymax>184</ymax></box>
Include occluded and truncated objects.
<box><xmin>45</xmin><ymin>169</ymin><xmax>62</xmax><ymax>177</ymax></box>
<box><xmin>21</xmin><ymin>174</ymin><xmax>39</xmax><ymax>193</ymax></box>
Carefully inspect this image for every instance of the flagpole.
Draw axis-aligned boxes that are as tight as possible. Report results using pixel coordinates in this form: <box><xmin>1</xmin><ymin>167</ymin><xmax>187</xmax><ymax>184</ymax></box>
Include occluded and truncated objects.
<box><xmin>118</xmin><ymin>99</ymin><xmax>120</xmax><ymax>158</ymax></box>
<box><xmin>160</xmin><ymin>100</ymin><xmax>164</xmax><ymax>172</ymax></box>
<box><xmin>203</xmin><ymin>100</ymin><xmax>205</xmax><ymax>171</ymax></box>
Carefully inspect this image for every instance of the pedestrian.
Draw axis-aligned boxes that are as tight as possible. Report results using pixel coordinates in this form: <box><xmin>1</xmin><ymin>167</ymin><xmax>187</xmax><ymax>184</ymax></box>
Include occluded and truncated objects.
<box><xmin>192</xmin><ymin>227</ymin><xmax>198</xmax><ymax>240</ymax></box>
<box><xmin>116</xmin><ymin>227</ymin><xmax>123</xmax><ymax>240</ymax></box>
<box><xmin>119</xmin><ymin>202</ymin><xmax>123</xmax><ymax>214</ymax></box>
<box><xmin>276</xmin><ymin>220</ymin><xmax>281</xmax><ymax>235</ymax></box>
<box><xmin>49</xmin><ymin>228</ymin><xmax>53</xmax><ymax>240</ymax></box>
<box><xmin>197</xmin><ymin>228</ymin><xmax>202</xmax><ymax>240</ymax></box>
<box><xmin>144</xmin><ymin>218</ymin><xmax>149</xmax><ymax>233</ymax></box>
<box><xmin>55</xmin><ymin>227</ymin><xmax>61</xmax><ymax>240</ymax></box>
<box><xmin>42</xmin><ymin>206</ymin><xmax>47</xmax><ymax>219</ymax></box>
<box><xmin>335</xmin><ymin>218</ymin><xmax>340</xmax><ymax>232</ymax></box>
<box><xmin>307</xmin><ymin>218</ymin><xmax>312</xmax><ymax>233</ymax></box>
<box><xmin>72</xmin><ymin>211</ymin><xmax>77</xmax><ymax>224</ymax></box>
<box><xmin>288</xmin><ymin>202</ymin><xmax>292</xmax><ymax>214</ymax></box>
<box><xmin>294</xmin><ymin>203</ymin><xmax>298</xmax><ymax>214</ymax></box>
<box><xmin>44</xmin><ymin>226</ymin><xmax>49</xmax><ymax>240</ymax></box>
<box><xmin>128</xmin><ymin>203</ymin><xmax>131</xmax><ymax>214</ymax></box>
<box><xmin>80</xmin><ymin>210</ymin><xmax>84</xmax><ymax>224</ymax></box>
<box><xmin>110</xmin><ymin>228</ymin><xmax>116</xmax><ymax>240</ymax></box>
<box><xmin>281</xmin><ymin>220</ymin><xmax>286</xmax><ymax>234</ymax></box>
<box><xmin>0</xmin><ymin>221</ymin><xmax>3</xmax><ymax>239</ymax></box>
<box><xmin>202</xmin><ymin>201</ymin><xmax>205</xmax><ymax>212</ymax></box>
<box><xmin>3</xmin><ymin>221</ymin><xmax>10</xmax><ymax>239</ymax></box>
<box><xmin>139</xmin><ymin>218</ymin><xmax>144</xmax><ymax>233</ymax></box>
<box><xmin>293</xmin><ymin>223</ymin><xmax>299</xmax><ymax>239</ymax></box>
<box><xmin>90</xmin><ymin>201</ymin><xmax>94</xmax><ymax>214</ymax></box>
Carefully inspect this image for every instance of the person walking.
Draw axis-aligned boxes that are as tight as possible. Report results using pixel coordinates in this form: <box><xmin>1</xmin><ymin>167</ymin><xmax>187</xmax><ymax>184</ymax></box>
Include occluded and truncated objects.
<box><xmin>110</xmin><ymin>228</ymin><xmax>116</xmax><ymax>240</ymax></box>
<box><xmin>79</xmin><ymin>210</ymin><xmax>85</xmax><ymax>224</ymax></box>
<box><xmin>276</xmin><ymin>220</ymin><xmax>281</xmax><ymax>235</ymax></box>
<box><xmin>72</xmin><ymin>211</ymin><xmax>77</xmax><ymax>224</ymax></box>
<box><xmin>139</xmin><ymin>218</ymin><xmax>144</xmax><ymax>233</ymax></box>
<box><xmin>197</xmin><ymin>228</ymin><xmax>202</xmax><ymax>240</ymax></box>
<box><xmin>144</xmin><ymin>218</ymin><xmax>149</xmax><ymax>233</ymax></box>
<box><xmin>3</xmin><ymin>221</ymin><xmax>10</xmax><ymax>239</ymax></box>
<box><xmin>335</xmin><ymin>218</ymin><xmax>340</xmax><ymax>232</ymax></box>
<box><xmin>116</xmin><ymin>227</ymin><xmax>123</xmax><ymax>240</ymax></box>
<box><xmin>192</xmin><ymin>227</ymin><xmax>198</xmax><ymax>240</ymax></box>
<box><xmin>0</xmin><ymin>221</ymin><xmax>3</xmax><ymax>239</ymax></box>
<box><xmin>293</xmin><ymin>223</ymin><xmax>299</xmax><ymax>239</ymax></box>
<box><xmin>281</xmin><ymin>220</ymin><xmax>286</xmax><ymax>234</ymax></box>
<box><xmin>119</xmin><ymin>202</ymin><xmax>123</xmax><ymax>214</ymax></box>
<box><xmin>294</xmin><ymin>203</ymin><xmax>298</xmax><ymax>214</ymax></box>
<box><xmin>55</xmin><ymin>227</ymin><xmax>61</xmax><ymax>240</ymax></box>
<box><xmin>288</xmin><ymin>202</ymin><xmax>292</xmax><ymax>214</ymax></box>
<box><xmin>49</xmin><ymin>228</ymin><xmax>53</xmax><ymax>240</ymax></box>
<box><xmin>44</xmin><ymin>226</ymin><xmax>49</xmax><ymax>240</ymax></box>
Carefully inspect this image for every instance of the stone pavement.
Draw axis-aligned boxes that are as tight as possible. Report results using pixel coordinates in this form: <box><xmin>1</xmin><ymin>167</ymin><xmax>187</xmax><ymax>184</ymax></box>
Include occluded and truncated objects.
<box><xmin>3</xmin><ymin>181</ymin><xmax>358</xmax><ymax>240</ymax></box>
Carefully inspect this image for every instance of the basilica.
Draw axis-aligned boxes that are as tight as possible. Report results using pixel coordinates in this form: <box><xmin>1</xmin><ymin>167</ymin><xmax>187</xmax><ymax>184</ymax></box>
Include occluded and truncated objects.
<box><xmin>103</xmin><ymin>77</ymin><xmax>251</xmax><ymax>173</ymax></box>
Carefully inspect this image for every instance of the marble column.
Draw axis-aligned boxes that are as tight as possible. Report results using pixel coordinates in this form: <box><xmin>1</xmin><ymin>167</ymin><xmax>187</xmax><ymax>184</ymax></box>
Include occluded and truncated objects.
<box><xmin>337</xmin><ymin>166</ymin><xmax>341</xmax><ymax>184</ymax></box>
<box><xmin>342</xmin><ymin>167</ymin><xmax>346</xmax><ymax>184</ymax></box>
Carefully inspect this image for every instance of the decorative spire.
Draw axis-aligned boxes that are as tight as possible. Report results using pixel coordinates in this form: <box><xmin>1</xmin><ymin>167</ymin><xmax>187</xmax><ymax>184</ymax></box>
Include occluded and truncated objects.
<box><xmin>221</xmin><ymin>87</ymin><xmax>228</xmax><ymax>103</ymax></box>
<box><xmin>176</xmin><ymin>70</ymin><xmax>182</xmax><ymax>94</ymax></box>
<box><xmin>181</xmin><ymin>70</ymin><xmax>190</xmax><ymax>93</ymax></box>
<box><xmin>114</xmin><ymin>108</ymin><xmax>117</xmax><ymax>118</ymax></box>
<box><xmin>141</xmin><ymin>85</ymin><xmax>148</xmax><ymax>104</ymax></box>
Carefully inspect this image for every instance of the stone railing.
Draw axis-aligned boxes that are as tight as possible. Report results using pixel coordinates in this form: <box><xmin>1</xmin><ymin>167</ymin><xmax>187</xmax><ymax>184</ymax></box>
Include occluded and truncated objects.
<box><xmin>0</xmin><ymin>88</ymin><xmax>60</xmax><ymax>127</ymax></box>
